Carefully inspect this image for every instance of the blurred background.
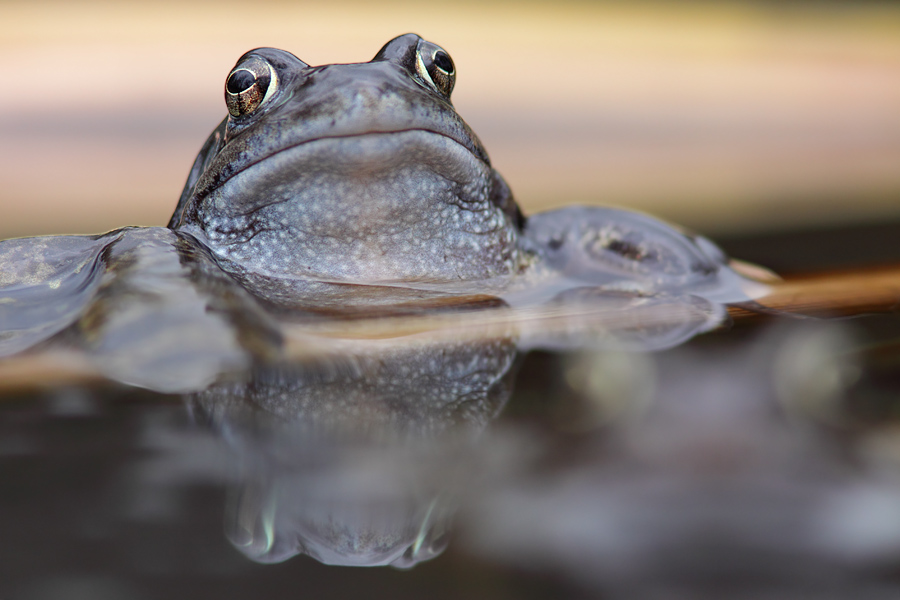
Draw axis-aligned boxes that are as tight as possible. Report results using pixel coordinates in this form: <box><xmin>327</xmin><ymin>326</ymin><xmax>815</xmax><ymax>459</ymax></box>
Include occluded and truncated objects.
<box><xmin>1</xmin><ymin>0</ymin><xmax>899</xmax><ymax>242</ymax></box>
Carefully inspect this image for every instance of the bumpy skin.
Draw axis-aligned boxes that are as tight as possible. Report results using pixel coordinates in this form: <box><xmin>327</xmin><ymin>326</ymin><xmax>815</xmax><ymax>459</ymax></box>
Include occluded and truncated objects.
<box><xmin>170</xmin><ymin>34</ymin><xmax>523</xmax><ymax>284</ymax></box>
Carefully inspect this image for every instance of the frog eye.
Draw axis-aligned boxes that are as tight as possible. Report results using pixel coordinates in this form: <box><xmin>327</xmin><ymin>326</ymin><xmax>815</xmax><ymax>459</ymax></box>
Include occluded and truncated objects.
<box><xmin>415</xmin><ymin>41</ymin><xmax>455</xmax><ymax>97</ymax></box>
<box><xmin>225</xmin><ymin>56</ymin><xmax>278</xmax><ymax>118</ymax></box>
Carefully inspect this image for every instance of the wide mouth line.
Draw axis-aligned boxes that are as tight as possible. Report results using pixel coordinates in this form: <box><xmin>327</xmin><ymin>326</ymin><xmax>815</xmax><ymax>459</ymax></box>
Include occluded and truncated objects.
<box><xmin>213</xmin><ymin>128</ymin><xmax>481</xmax><ymax>191</ymax></box>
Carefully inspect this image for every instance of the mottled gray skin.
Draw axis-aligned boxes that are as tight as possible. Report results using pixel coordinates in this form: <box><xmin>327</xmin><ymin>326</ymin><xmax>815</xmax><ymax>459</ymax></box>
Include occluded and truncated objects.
<box><xmin>170</xmin><ymin>34</ymin><xmax>522</xmax><ymax>284</ymax></box>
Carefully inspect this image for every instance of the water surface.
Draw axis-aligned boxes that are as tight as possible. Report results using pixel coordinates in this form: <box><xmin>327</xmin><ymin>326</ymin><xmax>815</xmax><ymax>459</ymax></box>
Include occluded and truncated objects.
<box><xmin>4</xmin><ymin>223</ymin><xmax>900</xmax><ymax>599</ymax></box>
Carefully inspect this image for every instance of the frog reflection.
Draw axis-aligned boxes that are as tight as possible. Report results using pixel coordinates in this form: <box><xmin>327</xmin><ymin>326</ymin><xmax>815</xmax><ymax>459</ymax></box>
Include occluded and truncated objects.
<box><xmin>180</xmin><ymin>287</ymin><xmax>723</xmax><ymax>568</ymax></box>
<box><xmin>189</xmin><ymin>337</ymin><xmax>517</xmax><ymax>567</ymax></box>
<box><xmin>0</xmin><ymin>34</ymin><xmax>763</xmax><ymax>364</ymax></box>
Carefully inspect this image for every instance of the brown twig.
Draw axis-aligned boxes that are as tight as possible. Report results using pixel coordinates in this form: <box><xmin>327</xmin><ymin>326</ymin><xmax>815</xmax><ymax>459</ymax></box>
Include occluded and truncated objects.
<box><xmin>730</xmin><ymin>265</ymin><xmax>900</xmax><ymax>320</ymax></box>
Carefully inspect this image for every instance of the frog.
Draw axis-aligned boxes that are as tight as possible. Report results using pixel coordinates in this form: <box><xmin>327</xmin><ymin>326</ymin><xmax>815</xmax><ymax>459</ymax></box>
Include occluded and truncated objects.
<box><xmin>168</xmin><ymin>33</ymin><xmax>738</xmax><ymax>296</ymax></box>
<box><xmin>169</xmin><ymin>33</ymin><xmax>523</xmax><ymax>285</ymax></box>
<box><xmin>0</xmin><ymin>34</ymin><xmax>762</xmax><ymax>378</ymax></box>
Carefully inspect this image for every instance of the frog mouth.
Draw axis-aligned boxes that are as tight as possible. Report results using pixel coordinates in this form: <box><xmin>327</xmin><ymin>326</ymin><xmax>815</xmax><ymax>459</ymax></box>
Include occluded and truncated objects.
<box><xmin>210</xmin><ymin>129</ymin><xmax>492</xmax><ymax>218</ymax></box>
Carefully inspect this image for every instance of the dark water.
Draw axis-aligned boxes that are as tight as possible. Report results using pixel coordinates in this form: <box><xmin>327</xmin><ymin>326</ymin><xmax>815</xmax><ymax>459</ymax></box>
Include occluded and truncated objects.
<box><xmin>4</xmin><ymin>221</ymin><xmax>900</xmax><ymax>599</ymax></box>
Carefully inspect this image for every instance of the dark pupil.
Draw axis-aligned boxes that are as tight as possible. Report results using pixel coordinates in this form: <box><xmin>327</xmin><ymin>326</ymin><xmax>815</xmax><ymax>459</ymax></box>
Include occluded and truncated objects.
<box><xmin>433</xmin><ymin>52</ymin><xmax>453</xmax><ymax>73</ymax></box>
<box><xmin>227</xmin><ymin>69</ymin><xmax>257</xmax><ymax>94</ymax></box>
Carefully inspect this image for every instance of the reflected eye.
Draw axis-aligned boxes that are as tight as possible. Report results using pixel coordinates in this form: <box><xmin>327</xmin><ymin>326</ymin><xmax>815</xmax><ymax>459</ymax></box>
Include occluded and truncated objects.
<box><xmin>225</xmin><ymin>57</ymin><xmax>277</xmax><ymax>118</ymax></box>
<box><xmin>415</xmin><ymin>42</ymin><xmax>455</xmax><ymax>97</ymax></box>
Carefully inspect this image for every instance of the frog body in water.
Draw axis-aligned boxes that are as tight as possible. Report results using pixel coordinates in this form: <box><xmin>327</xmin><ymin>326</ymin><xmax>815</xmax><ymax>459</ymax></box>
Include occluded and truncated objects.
<box><xmin>0</xmin><ymin>34</ymin><xmax>759</xmax><ymax>372</ymax></box>
<box><xmin>168</xmin><ymin>33</ymin><xmax>728</xmax><ymax>294</ymax></box>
